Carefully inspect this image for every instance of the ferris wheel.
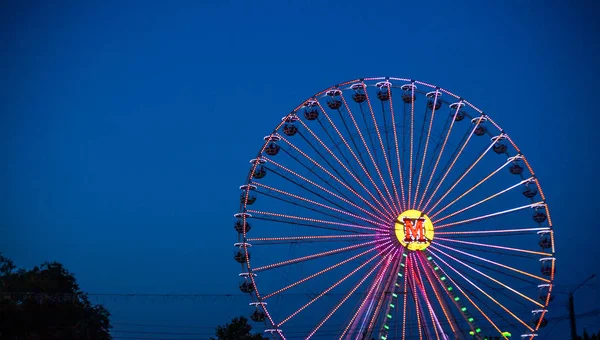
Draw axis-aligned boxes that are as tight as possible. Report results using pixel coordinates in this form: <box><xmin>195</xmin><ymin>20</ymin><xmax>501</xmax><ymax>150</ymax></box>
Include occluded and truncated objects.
<box><xmin>233</xmin><ymin>77</ymin><xmax>555</xmax><ymax>340</ymax></box>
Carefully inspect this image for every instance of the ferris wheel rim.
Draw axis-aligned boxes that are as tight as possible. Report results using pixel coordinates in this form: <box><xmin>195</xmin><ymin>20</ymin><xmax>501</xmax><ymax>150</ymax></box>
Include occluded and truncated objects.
<box><xmin>234</xmin><ymin>77</ymin><xmax>555</xmax><ymax>340</ymax></box>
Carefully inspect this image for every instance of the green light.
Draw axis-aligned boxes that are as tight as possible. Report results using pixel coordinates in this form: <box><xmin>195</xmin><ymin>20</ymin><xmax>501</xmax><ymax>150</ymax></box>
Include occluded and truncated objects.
<box><xmin>403</xmin><ymin>253</ymin><xmax>408</xmax><ymax>257</ymax></box>
<box><xmin>390</xmin><ymin>304</ymin><xmax>395</xmax><ymax>308</ymax></box>
<box><xmin>447</xmin><ymin>287</ymin><xmax>453</xmax><ymax>291</ymax></box>
<box><xmin>454</xmin><ymin>297</ymin><xmax>460</xmax><ymax>301</ymax></box>
<box><xmin>434</xmin><ymin>266</ymin><xmax>439</xmax><ymax>271</ymax></box>
<box><xmin>392</xmin><ymin>293</ymin><xmax>398</xmax><ymax>298</ymax></box>
<box><xmin>395</xmin><ymin>283</ymin><xmax>400</xmax><ymax>287</ymax></box>
<box><xmin>476</xmin><ymin>328</ymin><xmax>481</xmax><ymax>333</ymax></box>
<box><xmin>381</xmin><ymin>336</ymin><xmax>387</xmax><ymax>340</ymax></box>
<box><xmin>468</xmin><ymin>317</ymin><xmax>474</xmax><ymax>322</ymax></box>
<box><xmin>398</xmin><ymin>273</ymin><xmax>403</xmax><ymax>277</ymax></box>
<box><xmin>427</xmin><ymin>256</ymin><xmax>432</xmax><ymax>260</ymax></box>
<box><xmin>441</xmin><ymin>276</ymin><xmax>446</xmax><ymax>281</ymax></box>
<box><xmin>502</xmin><ymin>331</ymin><xmax>512</xmax><ymax>337</ymax></box>
<box><xmin>401</xmin><ymin>263</ymin><xmax>405</xmax><ymax>267</ymax></box>
<box><xmin>384</xmin><ymin>325</ymin><xmax>389</xmax><ymax>330</ymax></box>
<box><xmin>387</xmin><ymin>314</ymin><xmax>392</xmax><ymax>319</ymax></box>
<box><xmin>469</xmin><ymin>331</ymin><xmax>475</xmax><ymax>336</ymax></box>
<box><xmin>461</xmin><ymin>307</ymin><xmax>467</xmax><ymax>312</ymax></box>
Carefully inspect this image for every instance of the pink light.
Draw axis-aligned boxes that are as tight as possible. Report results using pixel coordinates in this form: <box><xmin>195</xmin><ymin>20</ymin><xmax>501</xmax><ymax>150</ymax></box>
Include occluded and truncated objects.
<box><xmin>416</xmin><ymin>101</ymin><xmax>461</xmax><ymax>211</ymax></box>
<box><xmin>426</xmin><ymin>140</ymin><xmax>495</xmax><ymax>215</ymax></box>
<box><xmin>424</xmin><ymin>251</ymin><xmax>510</xmax><ymax>339</ymax></box>
<box><xmin>429</xmin><ymin>249</ymin><xmax>534</xmax><ymax>332</ymax></box>
<box><xmin>253</xmin><ymin>239</ymin><xmax>387</xmax><ymax>272</ymax></box>
<box><xmin>246</xmin><ymin>209</ymin><xmax>389</xmax><ymax>233</ymax></box>
<box><xmin>314</xmin><ymin>100</ymin><xmax>396</xmax><ymax>218</ymax></box>
<box><xmin>362</xmin><ymin>86</ymin><xmax>401</xmax><ymax>215</ymax></box>
<box><xmin>435</xmin><ymin>237</ymin><xmax>552</xmax><ymax>256</ymax></box>
<box><xmin>337</xmin><ymin>91</ymin><xmax>397</xmax><ymax>215</ymax></box>
<box><xmin>430</xmin><ymin>244</ymin><xmax>548</xmax><ymax>304</ymax></box>
<box><xmin>408</xmin><ymin>83</ymin><xmax>415</xmax><ymax>209</ymax></box>
<box><xmin>248</xmin><ymin>234</ymin><xmax>380</xmax><ymax>242</ymax></box>
<box><xmin>430</xmin><ymin>161</ymin><xmax>514</xmax><ymax>220</ymax></box>
<box><xmin>264</xmin><ymin>241</ymin><xmax>391</xmax><ymax>300</ymax></box>
<box><xmin>263</xmin><ymin>158</ymin><xmax>390</xmax><ymax>223</ymax></box>
<box><xmin>421</xmin><ymin>116</ymin><xmax>484</xmax><ymax>213</ymax></box>
<box><xmin>433</xmin><ymin>177</ymin><xmax>531</xmax><ymax>224</ymax></box>
<box><xmin>277</xmin><ymin>134</ymin><xmax>394</xmax><ymax>219</ymax></box>
<box><xmin>279</xmin><ymin>244</ymin><xmax>394</xmax><ymax>327</ymax></box>
<box><xmin>339</xmin><ymin>250</ymin><xmax>397</xmax><ymax>339</ymax></box>
<box><xmin>436</xmin><ymin>227</ymin><xmax>550</xmax><ymax>235</ymax></box>
<box><xmin>415</xmin><ymin>253</ymin><xmax>456</xmax><ymax>334</ymax></box>
<box><xmin>293</xmin><ymin>119</ymin><xmax>395</xmax><ymax>219</ymax></box>
<box><xmin>306</xmin><ymin>248</ymin><xmax>398</xmax><ymax>339</ymax></box>
<box><xmin>252</xmin><ymin>182</ymin><xmax>388</xmax><ymax>228</ymax></box>
<box><xmin>435</xmin><ymin>202</ymin><xmax>544</xmax><ymax>229</ymax></box>
<box><xmin>413</xmin><ymin>92</ymin><xmax>440</xmax><ymax>210</ymax></box>
<box><xmin>387</xmin><ymin>86</ymin><xmax>407</xmax><ymax>211</ymax></box>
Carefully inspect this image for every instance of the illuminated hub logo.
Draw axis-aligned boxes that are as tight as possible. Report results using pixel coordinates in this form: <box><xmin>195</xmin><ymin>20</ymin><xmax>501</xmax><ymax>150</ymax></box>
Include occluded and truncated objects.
<box><xmin>394</xmin><ymin>209</ymin><xmax>434</xmax><ymax>251</ymax></box>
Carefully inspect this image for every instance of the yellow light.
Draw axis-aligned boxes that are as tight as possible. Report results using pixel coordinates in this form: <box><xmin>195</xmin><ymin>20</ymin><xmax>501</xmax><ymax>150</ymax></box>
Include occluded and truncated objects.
<box><xmin>394</xmin><ymin>209</ymin><xmax>434</xmax><ymax>251</ymax></box>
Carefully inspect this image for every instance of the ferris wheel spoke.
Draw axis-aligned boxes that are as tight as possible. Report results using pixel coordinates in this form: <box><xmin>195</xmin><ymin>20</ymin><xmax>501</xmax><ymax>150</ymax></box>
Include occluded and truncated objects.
<box><xmin>306</xmin><ymin>248</ymin><xmax>398</xmax><ymax>339</ymax></box>
<box><xmin>435</xmin><ymin>202</ymin><xmax>545</xmax><ymax>230</ymax></box>
<box><xmin>414</xmin><ymin>252</ymin><xmax>458</xmax><ymax>337</ymax></box>
<box><xmin>262</xmin><ymin>242</ymin><xmax>390</xmax><ymax>300</ymax></box>
<box><xmin>428</xmin><ymin>249</ymin><xmax>535</xmax><ymax>333</ymax></box>
<box><xmin>252</xmin><ymin>182</ymin><xmax>387</xmax><ymax>228</ymax></box>
<box><xmin>247</xmin><ymin>234</ymin><xmax>381</xmax><ymax>246</ymax></box>
<box><xmin>252</xmin><ymin>238</ymin><xmax>388</xmax><ymax>273</ymax></box>
<box><xmin>417</xmin><ymin>102</ymin><xmax>463</xmax><ymax>211</ymax></box>
<box><xmin>436</xmin><ymin>227</ymin><xmax>550</xmax><ymax>237</ymax></box>
<box><xmin>314</xmin><ymin>100</ymin><xmax>397</xmax><ymax>217</ymax></box>
<box><xmin>407</xmin><ymin>254</ymin><xmax>424</xmax><ymax>340</ymax></box>
<box><xmin>413</xmin><ymin>91</ymin><xmax>441</xmax><ymax>211</ymax></box>
<box><xmin>246</xmin><ymin>210</ymin><xmax>389</xmax><ymax>233</ymax></box>
<box><xmin>265</xmin><ymin>158</ymin><xmax>391</xmax><ymax>221</ymax></box>
<box><xmin>430</xmin><ymin>243</ymin><xmax>550</xmax><ymax>286</ymax></box>
<box><xmin>423</xmin><ymin>251</ymin><xmax>513</xmax><ymax>339</ymax></box>
<box><xmin>364</xmin><ymin>255</ymin><xmax>401</xmax><ymax>338</ymax></box>
<box><xmin>262</xmin><ymin>164</ymin><xmax>390</xmax><ymax>225</ymax></box>
<box><xmin>276</xmin><ymin>146</ymin><xmax>358</xmax><ymax>208</ymax></box>
<box><xmin>295</xmin><ymin>119</ymin><xmax>395</xmax><ymax>220</ymax></box>
<box><xmin>435</xmin><ymin>237</ymin><xmax>552</xmax><ymax>257</ymax></box>
<box><xmin>277</xmin><ymin>134</ymin><xmax>393</xmax><ymax>219</ymax></box>
<box><xmin>339</xmin><ymin>253</ymin><xmax>395</xmax><ymax>339</ymax></box>
<box><xmin>421</xmin><ymin>116</ymin><xmax>485</xmax><ymax>213</ymax></box>
<box><xmin>431</xmin><ymin>245</ymin><xmax>544</xmax><ymax>306</ymax></box>
<box><xmin>380</xmin><ymin>94</ymin><xmax>403</xmax><ymax>212</ymax></box>
<box><xmin>315</xmin><ymin>114</ymin><xmax>365</xmax><ymax>182</ymax></box>
<box><xmin>388</xmin><ymin>87</ymin><xmax>407</xmax><ymax>211</ymax></box>
<box><xmin>277</xmin><ymin>244</ymin><xmax>394</xmax><ymax>327</ymax></box>
<box><xmin>253</xmin><ymin>189</ymin><xmax>379</xmax><ymax>229</ymax></box>
<box><xmin>296</xmin><ymin>129</ymin><xmax>359</xmax><ymax>190</ymax></box>
<box><xmin>261</xmin><ymin>164</ymin><xmax>352</xmax><ymax>212</ymax></box>
<box><xmin>362</xmin><ymin>85</ymin><xmax>402</xmax><ymax>214</ymax></box>
<box><xmin>412</xmin><ymin>254</ymin><xmax>442</xmax><ymax>340</ymax></box>
<box><xmin>429</xmin><ymin>159</ymin><xmax>515</xmax><ymax>220</ymax></box>
<box><xmin>407</xmin><ymin>83</ymin><xmax>416</xmax><ymax>209</ymax></box>
<box><xmin>425</xmin><ymin>138</ymin><xmax>496</xmax><ymax>215</ymax></box>
<box><xmin>400</xmin><ymin>253</ymin><xmax>410</xmax><ymax>340</ymax></box>
<box><xmin>336</xmin><ymin>92</ymin><xmax>398</xmax><ymax>215</ymax></box>
<box><xmin>433</xmin><ymin>177</ymin><xmax>534</xmax><ymax>224</ymax></box>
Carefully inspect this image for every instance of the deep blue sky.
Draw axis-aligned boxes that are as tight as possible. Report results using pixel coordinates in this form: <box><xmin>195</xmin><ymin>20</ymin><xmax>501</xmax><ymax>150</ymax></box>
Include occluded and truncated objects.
<box><xmin>1</xmin><ymin>1</ymin><xmax>599</xmax><ymax>339</ymax></box>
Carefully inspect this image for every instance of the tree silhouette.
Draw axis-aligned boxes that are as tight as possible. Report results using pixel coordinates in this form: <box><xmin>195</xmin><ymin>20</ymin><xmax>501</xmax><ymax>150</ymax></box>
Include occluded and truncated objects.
<box><xmin>578</xmin><ymin>329</ymin><xmax>600</xmax><ymax>340</ymax></box>
<box><xmin>0</xmin><ymin>253</ymin><xmax>112</xmax><ymax>339</ymax></box>
<box><xmin>211</xmin><ymin>316</ymin><xmax>265</xmax><ymax>340</ymax></box>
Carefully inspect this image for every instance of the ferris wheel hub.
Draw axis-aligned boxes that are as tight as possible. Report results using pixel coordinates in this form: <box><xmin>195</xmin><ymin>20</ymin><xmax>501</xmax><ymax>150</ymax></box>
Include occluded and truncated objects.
<box><xmin>394</xmin><ymin>209</ymin><xmax>434</xmax><ymax>251</ymax></box>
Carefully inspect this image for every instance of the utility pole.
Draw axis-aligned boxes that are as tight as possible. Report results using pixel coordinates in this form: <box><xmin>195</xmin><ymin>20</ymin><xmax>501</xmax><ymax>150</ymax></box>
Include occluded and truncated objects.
<box><xmin>569</xmin><ymin>274</ymin><xmax>596</xmax><ymax>340</ymax></box>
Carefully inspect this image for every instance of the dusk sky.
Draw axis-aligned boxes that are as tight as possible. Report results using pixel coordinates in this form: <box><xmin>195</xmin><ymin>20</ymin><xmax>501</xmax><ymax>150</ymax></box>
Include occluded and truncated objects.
<box><xmin>1</xmin><ymin>1</ymin><xmax>599</xmax><ymax>339</ymax></box>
